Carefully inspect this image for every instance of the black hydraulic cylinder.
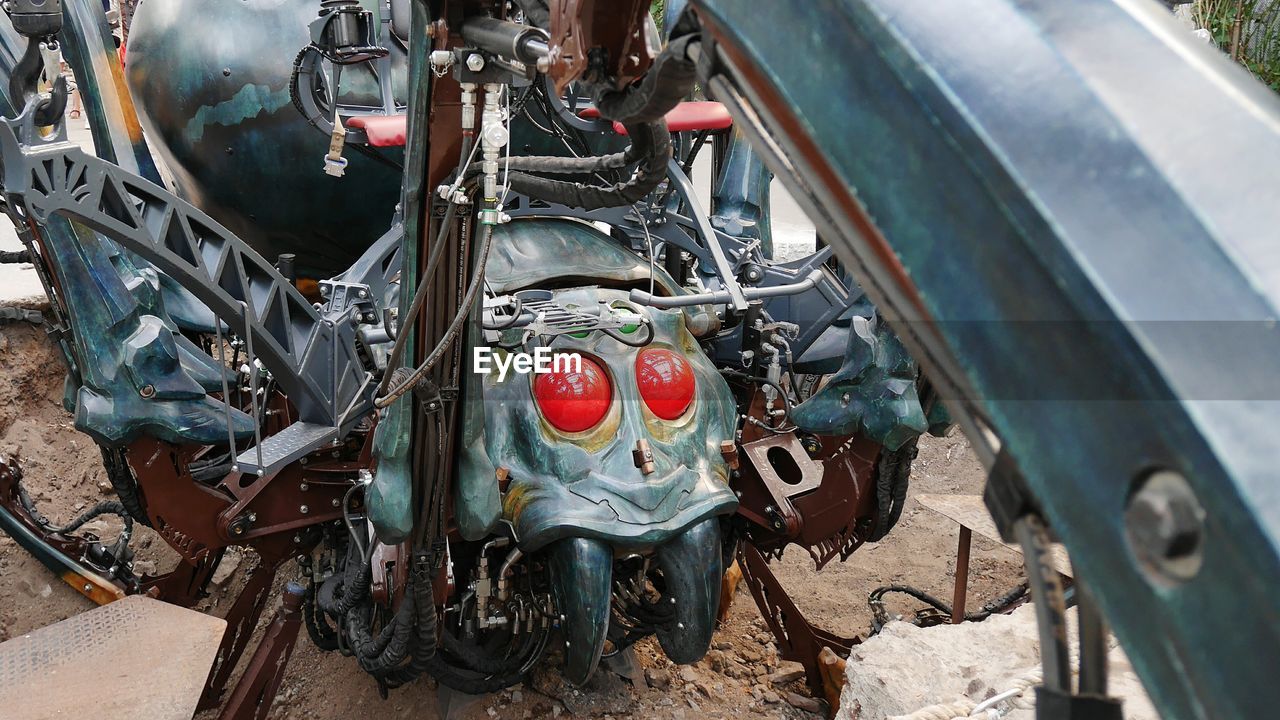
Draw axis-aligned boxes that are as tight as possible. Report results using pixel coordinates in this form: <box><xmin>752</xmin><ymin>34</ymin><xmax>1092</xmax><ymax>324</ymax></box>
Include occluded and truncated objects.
<box><xmin>460</xmin><ymin>17</ymin><xmax>549</xmax><ymax>65</ymax></box>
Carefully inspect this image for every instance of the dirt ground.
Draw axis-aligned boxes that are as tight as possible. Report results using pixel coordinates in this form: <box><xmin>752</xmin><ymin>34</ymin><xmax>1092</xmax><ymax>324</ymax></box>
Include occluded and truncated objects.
<box><xmin>0</xmin><ymin>316</ymin><xmax>1026</xmax><ymax>719</ymax></box>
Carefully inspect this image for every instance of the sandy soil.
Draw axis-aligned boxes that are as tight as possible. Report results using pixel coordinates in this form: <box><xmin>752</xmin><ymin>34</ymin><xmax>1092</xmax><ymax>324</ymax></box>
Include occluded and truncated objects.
<box><xmin>0</xmin><ymin>317</ymin><xmax>1027</xmax><ymax>719</ymax></box>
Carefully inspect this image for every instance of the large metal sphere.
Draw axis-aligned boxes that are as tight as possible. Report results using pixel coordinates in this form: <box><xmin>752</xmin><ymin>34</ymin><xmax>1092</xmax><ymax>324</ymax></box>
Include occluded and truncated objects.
<box><xmin>126</xmin><ymin>0</ymin><xmax>406</xmax><ymax>275</ymax></box>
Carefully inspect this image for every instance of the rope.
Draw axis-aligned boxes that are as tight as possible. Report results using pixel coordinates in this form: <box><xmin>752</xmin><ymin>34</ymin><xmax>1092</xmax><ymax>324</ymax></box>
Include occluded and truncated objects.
<box><xmin>887</xmin><ymin>648</ymin><xmax>1084</xmax><ymax>720</ymax></box>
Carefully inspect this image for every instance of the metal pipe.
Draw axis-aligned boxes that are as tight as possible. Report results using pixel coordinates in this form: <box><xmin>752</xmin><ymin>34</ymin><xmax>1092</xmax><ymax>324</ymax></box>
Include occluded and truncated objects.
<box><xmin>1077</xmin><ymin>581</ymin><xmax>1110</xmax><ymax>696</ymax></box>
<box><xmin>1014</xmin><ymin>515</ymin><xmax>1072</xmax><ymax>693</ymax></box>
<box><xmin>496</xmin><ymin>547</ymin><xmax>524</xmax><ymax>601</ymax></box>
<box><xmin>951</xmin><ymin>525</ymin><xmax>971</xmax><ymax>624</ymax></box>
<box><xmin>629</xmin><ymin>269</ymin><xmax>824</xmax><ymax>308</ymax></box>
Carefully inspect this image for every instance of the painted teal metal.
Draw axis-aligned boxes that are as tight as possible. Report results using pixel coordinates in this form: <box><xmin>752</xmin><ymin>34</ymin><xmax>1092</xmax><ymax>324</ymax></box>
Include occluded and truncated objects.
<box><xmin>692</xmin><ymin>0</ymin><xmax>1280</xmax><ymax>716</ymax></box>
<box><xmin>460</xmin><ymin>221</ymin><xmax>738</xmax><ymax>551</ymax></box>
<box><xmin>125</xmin><ymin>0</ymin><xmax>406</xmax><ymax>275</ymax></box>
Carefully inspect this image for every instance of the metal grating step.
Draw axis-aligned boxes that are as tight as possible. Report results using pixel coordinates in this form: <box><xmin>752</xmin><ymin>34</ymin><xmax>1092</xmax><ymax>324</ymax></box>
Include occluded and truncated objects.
<box><xmin>235</xmin><ymin>421</ymin><xmax>337</xmax><ymax>476</ymax></box>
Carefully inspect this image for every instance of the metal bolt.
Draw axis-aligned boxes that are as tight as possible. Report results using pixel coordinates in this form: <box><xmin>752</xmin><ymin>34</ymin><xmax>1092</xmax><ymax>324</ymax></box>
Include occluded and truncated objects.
<box><xmin>139</xmin><ymin>384</ymin><xmax>156</xmax><ymax>399</ymax></box>
<box><xmin>300</xmin><ymin>505</ymin><xmax>309</xmax><ymax>514</ymax></box>
<box><xmin>83</xmin><ymin>583</ymin><xmax>92</xmax><ymax>592</ymax></box>
<box><xmin>331</xmin><ymin>498</ymin><xmax>340</xmax><ymax>508</ymax></box>
<box><xmin>222</xmin><ymin>68</ymin><xmax>231</xmax><ymax>77</ymax></box>
<box><xmin>1124</xmin><ymin>470</ymin><xmax>1205</xmax><ymax>586</ymax></box>
<box><xmin>677</xmin><ymin>622</ymin><xmax>685</xmax><ymax>629</ymax></box>
<box><xmin>466</xmin><ymin>53</ymin><xmax>485</xmax><ymax>71</ymax></box>
<box><xmin>840</xmin><ymin>392</ymin><xmax>851</xmax><ymax>407</ymax></box>
<box><xmin>300</xmin><ymin>482</ymin><xmax>309</xmax><ymax>492</ymax></box>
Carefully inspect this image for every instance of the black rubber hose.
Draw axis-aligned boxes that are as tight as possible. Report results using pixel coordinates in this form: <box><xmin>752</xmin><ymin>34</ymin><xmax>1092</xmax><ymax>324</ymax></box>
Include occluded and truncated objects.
<box><xmin>377</xmin><ymin>195</ymin><xmax>460</xmax><ymax>395</ymax></box>
<box><xmin>590</xmin><ymin>34</ymin><xmax>699</xmax><ymax>125</ymax></box>
<box><xmin>376</xmin><ymin>219</ymin><xmax>496</xmax><ymax>408</ymax></box>
<box><xmin>304</xmin><ymin>582</ymin><xmax>341</xmax><ymax>651</ymax></box>
<box><xmin>505</xmin><ymin>121</ymin><xmax>671</xmax><ymax>210</ymax></box>
<box><xmin>438</xmin><ymin>624</ymin><xmax>514</xmax><ymax>675</ymax></box>
<box><xmin>0</xmin><ymin>249</ymin><xmax>30</xmax><ymax>263</ymax></box>
<box><xmin>49</xmin><ymin>500</ymin><xmax>133</xmax><ymax>536</ymax></box>
<box><xmin>320</xmin><ymin>547</ymin><xmax>373</xmax><ymax>617</ymax></box>
<box><xmin>348</xmin><ymin>591</ymin><xmax>417</xmax><ymax>674</ymax></box>
<box><xmin>377</xmin><ymin>557</ymin><xmax>441</xmax><ymax>688</ymax></box>
<box><xmin>465</xmin><ymin>147</ymin><xmax>634</xmax><ymax>177</ymax></box>
<box><xmin>513</xmin><ymin>0</ymin><xmax>550</xmax><ymax>30</ymax></box>
<box><xmin>867</xmin><ymin>582</ymin><xmax>1029</xmax><ymax>634</ymax></box>
<box><xmin>100</xmin><ymin>446</ymin><xmax>150</xmax><ymax>526</ymax></box>
<box><xmin>347</xmin><ymin>597</ymin><xmax>412</xmax><ymax>659</ymax></box>
<box><xmin>718</xmin><ymin>368</ymin><xmax>795</xmax><ymax>417</ymax></box>
<box><xmin>498</xmin><ymin>33</ymin><xmax>699</xmax><ymax>211</ymax></box>
<box><xmin>423</xmin><ymin>624</ymin><xmax>546</xmax><ymax>695</ymax></box>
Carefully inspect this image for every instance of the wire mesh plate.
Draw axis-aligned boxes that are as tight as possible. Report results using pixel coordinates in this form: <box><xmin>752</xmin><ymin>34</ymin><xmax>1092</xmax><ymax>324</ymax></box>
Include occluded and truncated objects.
<box><xmin>0</xmin><ymin>595</ymin><xmax>226</xmax><ymax>720</ymax></box>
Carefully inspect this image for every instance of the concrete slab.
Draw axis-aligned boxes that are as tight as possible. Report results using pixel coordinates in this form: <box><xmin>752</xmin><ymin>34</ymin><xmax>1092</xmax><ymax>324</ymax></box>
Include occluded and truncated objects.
<box><xmin>837</xmin><ymin>604</ymin><xmax>1158</xmax><ymax>720</ymax></box>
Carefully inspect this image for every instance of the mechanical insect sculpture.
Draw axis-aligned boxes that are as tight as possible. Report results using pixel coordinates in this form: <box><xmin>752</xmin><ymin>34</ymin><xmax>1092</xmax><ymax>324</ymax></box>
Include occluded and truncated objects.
<box><xmin>0</xmin><ymin>1</ymin><xmax>1276</xmax><ymax>719</ymax></box>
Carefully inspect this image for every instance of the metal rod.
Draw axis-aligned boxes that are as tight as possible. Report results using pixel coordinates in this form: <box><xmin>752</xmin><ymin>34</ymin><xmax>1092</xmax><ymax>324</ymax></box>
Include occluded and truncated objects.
<box><xmin>629</xmin><ymin>268</ymin><xmax>822</xmax><ymax>308</ymax></box>
<box><xmin>1077</xmin><ymin>580</ymin><xmax>1110</xmax><ymax>696</ymax></box>
<box><xmin>952</xmin><ymin>525</ymin><xmax>971</xmax><ymax>624</ymax></box>
<box><xmin>242</xmin><ymin>300</ymin><xmax>263</xmax><ymax>474</ymax></box>
<box><xmin>662</xmin><ymin>157</ymin><xmax>749</xmax><ymax>310</ymax></box>
<box><xmin>215</xmin><ymin>318</ymin><xmax>237</xmax><ymax>465</ymax></box>
<box><xmin>1014</xmin><ymin>515</ymin><xmax>1072</xmax><ymax>693</ymax></box>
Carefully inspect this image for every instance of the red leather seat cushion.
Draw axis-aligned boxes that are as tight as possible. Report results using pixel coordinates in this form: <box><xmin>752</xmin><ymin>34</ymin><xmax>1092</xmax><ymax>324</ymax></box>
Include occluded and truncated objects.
<box><xmin>346</xmin><ymin>114</ymin><xmax>407</xmax><ymax>147</ymax></box>
<box><xmin>578</xmin><ymin>101</ymin><xmax>733</xmax><ymax>135</ymax></box>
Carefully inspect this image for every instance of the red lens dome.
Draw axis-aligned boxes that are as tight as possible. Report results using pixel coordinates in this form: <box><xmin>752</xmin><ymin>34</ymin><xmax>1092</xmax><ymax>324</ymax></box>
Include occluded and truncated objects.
<box><xmin>533</xmin><ymin>356</ymin><xmax>612</xmax><ymax>433</ymax></box>
<box><xmin>635</xmin><ymin>348</ymin><xmax>696</xmax><ymax>420</ymax></box>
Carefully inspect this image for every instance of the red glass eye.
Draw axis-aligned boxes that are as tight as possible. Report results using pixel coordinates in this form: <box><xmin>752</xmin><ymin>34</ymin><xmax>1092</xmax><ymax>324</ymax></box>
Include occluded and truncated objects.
<box><xmin>533</xmin><ymin>356</ymin><xmax>612</xmax><ymax>433</ymax></box>
<box><xmin>635</xmin><ymin>348</ymin><xmax>696</xmax><ymax>420</ymax></box>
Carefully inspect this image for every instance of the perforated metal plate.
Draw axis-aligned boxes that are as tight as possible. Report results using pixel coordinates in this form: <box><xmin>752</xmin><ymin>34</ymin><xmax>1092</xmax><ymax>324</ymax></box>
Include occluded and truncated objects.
<box><xmin>0</xmin><ymin>595</ymin><xmax>226</xmax><ymax>720</ymax></box>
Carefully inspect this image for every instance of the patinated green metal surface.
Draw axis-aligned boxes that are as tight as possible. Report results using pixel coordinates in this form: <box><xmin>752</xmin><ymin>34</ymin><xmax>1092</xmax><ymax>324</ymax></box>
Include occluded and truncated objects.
<box><xmin>692</xmin><ymin>0</ymin><xmax>1280</xmax><ymax>715</ymax></box>
<box><xmin>0</xmin><ymin>12</ymin><xmax>251</xmax><ymax>447</ymax></box>
<box><xmin>125</xmin><ymin>0</ymin><xmax>406</xmax><ymax>275</ymax></box>
<box><xmin>469</xmin><ymin>284</ymin><xmax>737</xmax><ymax>551</ymax></box>
<box><xmin>437</xmin><ymin>218</ymin><xmax>740</xmax><ymax>548</ymax></box>
<box><xmin>791</xmin><ymin>314</ymin><xmax>927</xmax><ymax>451</ymax></box>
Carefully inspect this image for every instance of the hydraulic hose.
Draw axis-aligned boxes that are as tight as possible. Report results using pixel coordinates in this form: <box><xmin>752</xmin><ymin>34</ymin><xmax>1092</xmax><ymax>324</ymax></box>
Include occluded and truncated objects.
<box><xmin>376</xmin><ymin>220</ymin><xmax>496</xmax><ymax>408</ymax></box>
<box><xmin>591</xmin><ymin>35</ymin><xmax>699</xmax><ymax>125</ymax></box>
<box><xmin>500</xmin><ymin>34</ymin><xmax>700</xmax><ymax>211</ymax></box>
<box><xmin>512</xmin><ymin>0</ymin><xmax>550</xmax><ymax>30</ymax></box>
<box><xmin>378</xmin><ymin>556</ymin><xmax>441</xmax><ymax>688</ymax></box>
<box><xmin>504</xmin><ymin>121</ymin><xmax>671</xmax><ymax>210</ymax></box>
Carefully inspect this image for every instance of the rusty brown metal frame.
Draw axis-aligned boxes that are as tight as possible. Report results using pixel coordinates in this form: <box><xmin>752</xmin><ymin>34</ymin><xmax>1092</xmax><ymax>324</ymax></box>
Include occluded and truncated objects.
<box><xmin>121</xmin><ymin>430</ymin><xmax>368</xmax><ymax>713</ymax></box>
<box><xmin>215</xmin><ymin>583</ymin><xmax>306</xmax><ymax>720</ymax></box>
<box><xmin>545</xmin><ymin>0</ymin><xmax>654</xmax><ymax>94</ymax></box>
<box><xmin>738</xmin><ymin>542</ymin><xmax>858</xmax><ymax>698</ymax></box>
